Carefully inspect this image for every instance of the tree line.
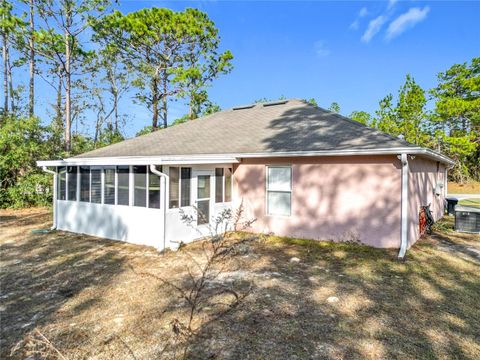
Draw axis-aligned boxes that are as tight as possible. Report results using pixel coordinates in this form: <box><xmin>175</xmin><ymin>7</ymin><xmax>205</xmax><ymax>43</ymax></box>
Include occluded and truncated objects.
<box><xmin>310</xmin><ymin>58</ymin><xmax>479</xmax><ymax>183</ymax></box>
<box><xmin>1</xmin><ymin>0</ymin><xmax>232</xmax><ymax>207</ymax></box>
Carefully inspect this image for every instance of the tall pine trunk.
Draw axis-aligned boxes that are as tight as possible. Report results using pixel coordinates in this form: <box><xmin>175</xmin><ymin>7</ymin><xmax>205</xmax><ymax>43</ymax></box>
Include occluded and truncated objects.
<box><xmin>2</xmin><ymin>32</ymin><xmax>8</xmax><ymax>114</ymax></box>
<box><xmin>162</xmin><ymin>73</ymin><xmax>167</xmax><ymax>128</ymax></box>
<box><xmin>151</xmin><ymin>76</ymin><xmax>158</xmax><ymax>130</ymax></box>
<box><xmin>28</xmin><ymin>0</ymin><xmax>35</xmax><ymax>117</ymax></box>
<box><xmin>64</xmin><ymin>26</ymin><xmax>71</xmax><ymax>152</ymax></box>
<box><xmin>6</xmin><ymin>44</ymin><xmax>13</xmax><ymax>113</ymax></box>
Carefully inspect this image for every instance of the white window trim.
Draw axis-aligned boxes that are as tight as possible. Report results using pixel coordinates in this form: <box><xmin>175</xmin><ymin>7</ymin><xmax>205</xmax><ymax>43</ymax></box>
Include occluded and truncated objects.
<box><xmin>215</xmin><ymin>167</ymin><xmax>233</xmax><ymax>204</ymax></box>
<box><xmin>266</xmin><ymin>165</ymin><xmax>292</xmax><ymax>217</ymax></box>
<box><xmin>167</xmin><ymin>166</ymin><xmax>192</xmax><ymax>211</ymax></box>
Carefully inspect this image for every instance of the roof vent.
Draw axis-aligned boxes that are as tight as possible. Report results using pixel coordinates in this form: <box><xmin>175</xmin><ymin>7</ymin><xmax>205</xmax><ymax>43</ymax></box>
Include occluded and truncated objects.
<box><xmin>233</xmin><ymin>104</ymin><xmax>255</xmax><ymax>110</ymax></box>
<box><xmin>263</xmin><ymin>100</ymin><xmax>288</xmax><ymax>107</ymax></box>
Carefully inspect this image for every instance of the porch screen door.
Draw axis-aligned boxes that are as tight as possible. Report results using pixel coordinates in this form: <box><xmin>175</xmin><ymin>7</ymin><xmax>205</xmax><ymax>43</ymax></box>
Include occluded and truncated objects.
<box><xmin>196</xmin><ymin>175</ymin><xmax>211</xmax><ymax>225</ymax></box>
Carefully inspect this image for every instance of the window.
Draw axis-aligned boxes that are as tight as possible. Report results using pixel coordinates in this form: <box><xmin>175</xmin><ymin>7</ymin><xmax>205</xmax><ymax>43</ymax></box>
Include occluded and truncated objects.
<box><xmin>169</xmin><ymin>167</ymin><xmax>179</xmax><ymax>208</ymax></box>
<box><xmin>58</xmin><ymin>167</ymin><xmax>66</xmax><ymax>200</ymax></box>
<box><xmin>225</xmin><ymin>168</ymin><xmax>232</xmax><ymax>202</ymax></box>
<box><xmin>104</xmin><ymin>168</ymin><xmax>115</xmax><ymax>205</ymax></box>
<box><xmin>67</xmin><ymin>166</ymin><xmax>77</xmax><ymax>201</ymax></box>
<box><xmin>91</xmin><ymin>169</ymin><xmax>101</xmax><ymax>203</ymax></box>
<box><xmin>181</xmin><ymin>168</ymin><xmax>191</xmax><ymax>207</ymax></box>
<box><xmin>149</xmin><ymin>166</ymin><xmax>161</xmax><ymax>209</ymax></box>
<box><xmin>117</xmin><ymin>166</ymin><xmax>129</xmax><ymax>205</ymax></box>
<box><xmin>133</xmin><ymin>165</ymin><xmax>147</xmax><ymax>207</ymax></box>
<box><xmin>169</xmin><ymin>167</ymin><xmax>191</xmax><ymax>209</ymax></box>
<box><xmin>215</xmin><ymin>168</ymin><xmax>233</xmax><ymax>203</ymax></box>
<box><xmin>80</xmin><ymin>166</ymin><xmax>90</xmax><ymax>202</ymax></box>
<box><xmin>215</xmin><ymin>168</ymin><xmax>223</xmax><ymax>203</ymax></box>
<box><xmin>266</xmin><ymin>166</ymin><xmax>292</xmax><ymax>216</ymax></box>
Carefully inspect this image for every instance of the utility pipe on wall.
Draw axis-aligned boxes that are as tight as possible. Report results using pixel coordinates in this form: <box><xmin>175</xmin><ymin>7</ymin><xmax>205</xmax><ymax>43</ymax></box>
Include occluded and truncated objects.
<box><xmin>398</xmin><ymin>154</ymin><xmax>409</xmax><ymax>259</ymax></box>
<box><xmin>150</xmin><ymin>165</ymin><xmax>168</xmax><ymax>251</ymax></box>
<box><xmin>42</xmin><ymin>166</ymin><xmax>57</xmax><ymax>230</ymax></box>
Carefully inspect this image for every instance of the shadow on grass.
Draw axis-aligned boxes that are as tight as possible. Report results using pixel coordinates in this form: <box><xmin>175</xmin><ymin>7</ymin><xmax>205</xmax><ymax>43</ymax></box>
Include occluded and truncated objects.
<box><xmin>0</xmin><ymin>212</ymin><xmax>129</xmax><ymax>359</ymax></box>
<box><xmin>157</xmin><ymin>229</ymin><xmax>479</xmax><ymax>359</ymax></box>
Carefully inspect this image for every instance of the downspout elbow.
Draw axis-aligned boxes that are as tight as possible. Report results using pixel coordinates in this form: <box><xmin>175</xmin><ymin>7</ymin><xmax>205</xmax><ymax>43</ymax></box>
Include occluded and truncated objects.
<box><xmin>150</xmin><ymin>165</ymin><xmax>168</xmax><ymax>252</ymax></box>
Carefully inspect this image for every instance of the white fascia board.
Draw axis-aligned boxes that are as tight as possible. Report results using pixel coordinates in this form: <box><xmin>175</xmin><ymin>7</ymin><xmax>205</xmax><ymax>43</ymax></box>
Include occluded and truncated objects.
<box><xmin>36</xmin><ymin>147</ymin><xmax>454</xmax><ymax>167</ymax></box>
<box><xmin>48</xmin><ymin>155</ymin><xmax>240</xmax><ymax>166</ymax></box>
<box><xmin>235</xmin><ymin>147</ymin><xmax>454</xmax><ymax>165</ymax></box>
<box><xmin>37</xmin><ymin>160</ymin><xmax>66</xmax><ymax>167</ymax></box>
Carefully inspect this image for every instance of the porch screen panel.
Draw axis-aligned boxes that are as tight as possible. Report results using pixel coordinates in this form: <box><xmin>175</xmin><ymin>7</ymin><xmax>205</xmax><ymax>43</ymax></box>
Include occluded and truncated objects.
<box><xmin>215</xmin><ymin>168</ymin><xmax>223</xmax><ymax>203</ymax></box>
<box><xmin>91</xmin><ymin>169</ymin><xmax>101</xmax><ymax>203</ymax></box>
<box><xmin>67</xmin><ymin>166</ymin><xmax>77</xmax><ymax>201</ymax></box>
<box><xmin>80</xmin><ymin>166</ymin><xmax>90</xmax><ymax>202</ymax></box>
<box><xmin>169</xmin><ymin>167</ymin><xmax>179</xmax><ymax>208</ymax></box>
<box><xmin>225</xmin><ymin>168</ymin><xmax>232</xmax><ymax>202</ymax></box>
<box><xmin>117</xmin><ymin>166</ymin><xmax>130</xmax><ymax>205</ymax></box>
<box><xmin>104</xmin><ymin>168</ymin><xmax>115</xmax><ymax>204</ymax></box>
<box><xmin>181</xmin><ymin>167</ymin><xmax>191</xmax><ymax>207</ymax></box>
<box><xmin>133</xmin><ymin>166</ymin><xmax>147</xmax><ymax>207</ymax></box>
<box><xmin>58</xmin><ymin>167</ymin><xmax>66</xmax><ymax>200</ymax></box>
<box><xmin>149</xmin><ymin>166</ymin><xmax>161</xmax><ymax>209</ymax></box>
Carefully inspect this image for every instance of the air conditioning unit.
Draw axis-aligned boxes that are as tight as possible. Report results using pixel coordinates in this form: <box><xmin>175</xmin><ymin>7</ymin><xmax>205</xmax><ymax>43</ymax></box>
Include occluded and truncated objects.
<box><xmin>455</xmin><ymin>205</ymin><xmax>480</xmax><ymax>234</ymax></box>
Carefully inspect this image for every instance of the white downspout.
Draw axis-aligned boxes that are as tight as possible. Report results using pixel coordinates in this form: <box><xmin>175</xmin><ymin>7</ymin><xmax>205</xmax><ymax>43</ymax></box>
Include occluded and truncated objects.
<box><xmin>150</xmin><ymin>165</ymin><xmax>168</xmax><ymax>251</ymax></box>
<box><xmin>42</xmin><ymin>166</ymin><xmax>57</xmax><ymax>230</ymax></box>
<box><xmin>398</xmin><ymin>154</ymin><xmax>409</xmax><ymax>259</ymax></box>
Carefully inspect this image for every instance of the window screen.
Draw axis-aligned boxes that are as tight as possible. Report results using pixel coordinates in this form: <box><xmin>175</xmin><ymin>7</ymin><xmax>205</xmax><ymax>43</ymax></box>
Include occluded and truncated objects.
<box><xmin>117</xmin><ymin>166</ymin><xmax>129</xmax><ymax>205</ymax></box>
<box><xmin>67</xmin><ymin>166</ymin><xmax>77</xmax><ymax>201</ymax></box>
<box><xmin>104</xmin><ymin>168</ymin><xmax>115</xmax><ymax>205</ymax></box>
<box><xmin>80</xmin><ymin>166</ymin><xmax>90</xmax><ymax>202</ymax></box>
<box><xmin>58</xmin><ymin>167</ymin><xmax>66</xmax><ymax>200</ymax></box>
<box><xmin>181</xmin><ymin>167</ymin><xmax>191</xmax><ymax>207</ymax></box>
<box><xmin>91</xmin><ymin>169</ymin><xmax>101</xmax><ymax>203</ymax></box>
<box><xmin>169</xmin><ymin>167</ymin><xmax>179</xmax><ymax>208</ymax></box>
<box><xmin>133</xmin><ymin>165</ymin><xmax>147</xmax><ymax>207</ymax></box>
<box><xmin>266</xmin><ymin>166</ymin><xmax>292</xmax><ymax>216</ymax></box>
<box><xmin>149</xmin><ymin>166</ymin><xmax>161</xmax><ymax>209</ymax></box>
<box><xmin>215</xmin><ymin>168</ymin><xmax>224</xmax><ymax>203</ymax></box>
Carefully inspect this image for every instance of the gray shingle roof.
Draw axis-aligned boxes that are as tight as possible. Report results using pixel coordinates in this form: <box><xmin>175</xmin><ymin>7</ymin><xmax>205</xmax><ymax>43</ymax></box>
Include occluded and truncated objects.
<box><xmin>74</xmin><ymin>99</ymin><xmax>416</xmax><ymax>159</ymax></box>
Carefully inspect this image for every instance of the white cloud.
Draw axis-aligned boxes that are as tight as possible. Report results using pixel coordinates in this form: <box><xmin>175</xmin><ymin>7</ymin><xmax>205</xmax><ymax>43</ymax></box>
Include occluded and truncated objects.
<box><xmin>388</xmin><ymin>0</ymin><xmax>398</xmax><ymax>10</ymax></box>
<box><xmin>350</xmin><ymin>7</ymin><xmax>368</xmax><ymax>30</ymax></box>
<box><xmin>314</xmin><ymin>41</ymin><xmax>330</xmax><ymax>58</ymax></box>
<box><xmin>361</xmin><ymin>15</ymin><xmax>387</xmax><ymax>43</ymax></box>
<box><xmin>386</xmin><ymin>6</ymin><xmax>430</xmax><ymax>40</ymax></box>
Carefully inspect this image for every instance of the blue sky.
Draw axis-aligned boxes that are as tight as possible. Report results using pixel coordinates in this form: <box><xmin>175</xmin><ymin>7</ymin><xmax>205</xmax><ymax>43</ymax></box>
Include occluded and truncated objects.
<box><xmin>12</xmin><ymin>0</ymin><xmax>480</xmax><ymax>137</ymax></box>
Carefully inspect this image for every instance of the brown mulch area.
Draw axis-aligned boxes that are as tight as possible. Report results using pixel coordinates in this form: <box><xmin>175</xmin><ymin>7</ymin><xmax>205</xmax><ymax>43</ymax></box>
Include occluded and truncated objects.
<box><xmin>1</xmin><ymin>208</ymin><xmax>479</xmax><ymax>359</ymax></box>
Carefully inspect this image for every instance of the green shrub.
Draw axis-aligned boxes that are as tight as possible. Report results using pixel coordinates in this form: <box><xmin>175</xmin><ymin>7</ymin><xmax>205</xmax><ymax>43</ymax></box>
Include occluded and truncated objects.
<box><xmin>4</xmin><ymin>172</ymin><xmax>52</xmax><ymax>208</ymax></box>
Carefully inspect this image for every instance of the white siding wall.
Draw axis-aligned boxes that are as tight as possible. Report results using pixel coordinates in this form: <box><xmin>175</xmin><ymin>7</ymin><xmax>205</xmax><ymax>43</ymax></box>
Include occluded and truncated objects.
<box><xmin>57</xmin><ymin>200</ymin><xmax>166</xmax><ymax>249</ymax></box>
<box><xmin>55</xmin><ymin>164</ymin><xmax>233</xmax><ymax>250</ymax></box>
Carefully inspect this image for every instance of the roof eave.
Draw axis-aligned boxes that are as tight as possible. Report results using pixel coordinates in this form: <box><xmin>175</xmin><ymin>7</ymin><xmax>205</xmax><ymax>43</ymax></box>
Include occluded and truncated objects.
<box><xmin>36</xmin><ymin>147</ymin><xmax>454</xmax><ymax>167</ymax></box>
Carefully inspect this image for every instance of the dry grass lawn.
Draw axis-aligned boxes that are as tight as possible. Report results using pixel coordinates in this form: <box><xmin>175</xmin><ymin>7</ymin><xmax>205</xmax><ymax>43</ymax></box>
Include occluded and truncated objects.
<box><xmin>448</xmin><ymin>181</ymin><xmax>480</xmax><ymax>195</ymax></box>
<box><xmin>1</xmin><ymin>208</ymin><xmax>479</xmax><ymax>359</ymax></box>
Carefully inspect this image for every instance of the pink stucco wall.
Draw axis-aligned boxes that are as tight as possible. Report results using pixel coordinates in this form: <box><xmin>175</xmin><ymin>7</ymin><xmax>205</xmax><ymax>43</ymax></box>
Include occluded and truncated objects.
<box><xmin>407</xmin><ymin>157</ymin><xmax>446</xmax><ymax>247</ymax></box>
<box><xmin>233</xmin><ymin>156</ymin><xmax>403</xmax><ymax>248</ymax></box>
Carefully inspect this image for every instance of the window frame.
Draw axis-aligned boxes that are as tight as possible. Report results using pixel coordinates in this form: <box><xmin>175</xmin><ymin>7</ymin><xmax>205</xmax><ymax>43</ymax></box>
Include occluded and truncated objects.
<box><xmin>58</xmin><ymin>166</ymin><xmax>66</xmax><ymax>200</ymax></box>
<box><xmin>214</xmin><ymin>167</ymin><xmax>233</xmax><ymax>203</ymax></box>
<box><xmin>265</xmin><ymin>165</ymin><xmax>292</xmax><ymax>217</ymax></box>
<box><xmin>168</xmin><ymin>166</ymin><xmax>192</xmax><ymax>209</ymax></box>
<box><xmin>90</xmin><ymin>167</ymin><xmax>102</xmax><ymax>204</ymax></box>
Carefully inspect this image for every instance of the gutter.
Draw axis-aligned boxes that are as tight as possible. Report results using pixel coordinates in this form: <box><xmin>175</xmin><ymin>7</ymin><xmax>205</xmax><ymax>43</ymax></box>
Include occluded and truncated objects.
<box><xmin>41</xmin><ymin>166</ymin><xmax>57</xmax><ymax>230</ymax></box>
<box><xmin>398</xmin><ymin>154</ymin><xmax>409</xmax><ymax>259</ymax></box>
<box><xmin>149</xmin><ymin>165</ymin><xmax>168</xmax><ymax>251</ymax></box>
<box><xmin>36</xmin><ymin>147</ymin><xmax>454</xmax><ymax>168</ymax></box>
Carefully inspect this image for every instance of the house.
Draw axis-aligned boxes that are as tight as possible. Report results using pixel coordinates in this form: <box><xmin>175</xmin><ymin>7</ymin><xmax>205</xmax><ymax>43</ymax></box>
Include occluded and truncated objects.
<box><xmin>37</xmin><ymin>99</ymin><xmax>454</xmax><ymax>257</ymax></box>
